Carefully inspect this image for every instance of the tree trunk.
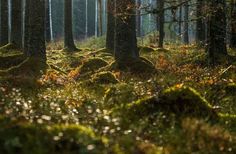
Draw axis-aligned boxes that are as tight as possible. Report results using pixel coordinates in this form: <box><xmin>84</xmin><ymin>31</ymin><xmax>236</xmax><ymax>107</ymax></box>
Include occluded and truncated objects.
<box><xmin>196</xmin><ymin>0</ymin><xmax>206</xmax><ymax>46</ymax></box>
<box><xmin>24</xmin><ymin>0</ymin><xmax>46</xmax><ymax>61</ymax></box>
<box><xmin>114</xmin><ymin>0</ymin><xmax>139</xmax><ymax>64</ymax></box>
<box><xmin>230</xmin><ymin>0</ymin><xmax>236</xmax><ymax>48</ymax></box>
<box><xmin>106</xmin><ymin>0</ymin><xmax>115</xmax><ymax>52</ymax></box>
<box><xmin>157</xmin><ymin>0</ymin><xmax>164</xmax><ymax>48</ymax></box>
<box><xmin>183</xmin><ymin>2</ymin><xmax>189</xmax><ymax>44</ymax></box>
<box><xmin>0</xmin><ymin>0</ymin><xmax>9</xmax><ymax>46</ymax></box>
<box><xmin>45</xmin><ymin>0</ymin><xmax>51</xmax><ymax>42</ymax></box>
<box><xmin>136</xmin><ymin>0</ymin><xmax>142</xmax><ymax>37</ymax></box>
<box><xmin>206</xmin><ymin>0</ymin><xmax>227</xmax><ymax>64</ymax></box>
<box><xmin>64</xmin><ymin>0</ymin><xmax>77</xmax><ymax>51</ymax></box>
<box><xmin>178</xmin><ymin>0</ymin><xmax>182</xmax><ymax>40</ymax></box>
<box><xmin>11</xmin><ymin>0</ymin><xmax>23</xmax><ymax>48</ymax></box>
<box><xmin>98</xmin><ymin>0</ymin><xmax>103</xmax><ymax>36</ymax></box>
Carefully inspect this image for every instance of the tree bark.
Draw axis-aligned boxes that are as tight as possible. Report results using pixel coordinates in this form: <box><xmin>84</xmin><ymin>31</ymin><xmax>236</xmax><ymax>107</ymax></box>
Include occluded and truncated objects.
<box><xmin>64</xmin><ymin>0</ymin><xmax>77</xmax><ymax>51</ymax></box>
<box><xmin>11</xmin><ymin>0</ymin><xmax>23</xmax><ymax>48</ymax></box>
<box><xmin>24</xmin><ymin>0</ymin><xmax>46</xmax><ymax>61</ymax></box>
<box><xmin>136</xmin><ymin>0</ymin><xmax>142</xmax><ymax>37</ymax></box>
<box><xmin>45</xmin><ymin>0</ymin><xmax>51</xmax><ymax>43</ymax></box>
<box><xmin>157</xmin><ymin>0</ymin><xmax>164</xmax><ymax>48</ymax></box>
<box><xmin>196</xmin><ymin>0</ymin><xmax>206</xmax><ymax>46</ymax></box>
<box><xmin>183</xmin><ymin>2</ymin><xmax>189</xmax><ymax>44</ymax></box>
<box><xmin>0</xmin><ymin>0</ymin><xmax>9</xmax><ymax>46</ymax></box>
<box><xmin>206</xmin><ymin>0</ymin><xmax>228</xmax><ymax>64</ymax></box>
<box><xmin>106</xmin><ymin>0</ymin><xmax>115</xmax><ymax>52</ymax></box>
<box><xmin>230</xmin><ymin>0</ymin><xmax>236</xmax><ymax>48</ymax></box>
<box><xmin>114</xmin><ymin>0</ymin><xmax>139</xmax><ymax>64</ymax></box>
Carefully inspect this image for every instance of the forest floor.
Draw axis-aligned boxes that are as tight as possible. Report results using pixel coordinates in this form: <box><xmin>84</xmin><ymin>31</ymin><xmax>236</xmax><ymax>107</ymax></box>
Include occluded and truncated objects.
<box><xmin>0</xmin><ymin>37</ymin><xmax>236</xmax><ymax>154</ymax></box>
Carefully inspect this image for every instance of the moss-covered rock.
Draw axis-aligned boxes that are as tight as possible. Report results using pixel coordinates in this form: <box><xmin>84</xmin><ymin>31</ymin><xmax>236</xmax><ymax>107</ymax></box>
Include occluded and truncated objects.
<box><xmin>0</xmin><ymin>120</ymin><xmax>108</xmax><ymax>154</ymax></box>
<box><xmin>127</xmin><ymin>85</ymin><xmax>218</xmax><ymax>120</ymax></box>
<box><xmin>92</xmin><ymin>71</ymin><xmax>119</xmax><ymax>84</ymax></box>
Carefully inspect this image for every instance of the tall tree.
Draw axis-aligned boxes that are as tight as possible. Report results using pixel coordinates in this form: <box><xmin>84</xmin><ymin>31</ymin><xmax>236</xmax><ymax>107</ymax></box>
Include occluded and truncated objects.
<box><xmin>230</xmin><ymin>0</ymin><xmax>236</xmax><ymax>48</ymax></box>
<box><xmin>0</xmin><ymin>0</ymin><xmax>9</xmax><ymax>46</ymax></box>
<box><xmin>136</xmin><ymin>0</ymin><xmax>142</xmax><ymax>37</ymax></box>
<box><xmin>183</xmin><ymin>1</ymin><xmax>189</xmax><ymax>44</ymax></box>
<box><xmin>196</xmin><ymin>0</ymin><xmax>206</xmax><ymax>46</ymax></box>
<box><xmin>98</xmin><ymin>0</ymin><xmax>103</xmax><ymax>36</ymax></box>
<box><xmin>206</xmin><ymin>0</ymin><xmax>228</xmax><ymax>64</ymax></box>
<box><xmin>114</xmin><ymin>0</ymin><xmax>139</xmax><ymax>64</ymax></box>
<box><xmin>64</xmin><ymin>0</ymin><xmax>78</xmax><ymax>51</ymax></box>
<box><xmin>24</xmin><ymin>0</ymin><xmax>46</xmax><ymax>61</ymax></box>
<box><xmin>45</xmin><ymin>0</ymin><xmax>52</xmax><ymax>42</ymax></box>
<box><xmin>157</xmin><ymin>0</ymin><xmax>164</xmax><ymax>48</ymax></box>
<box><xmin>11</xmin><ymin>0</ymin><xmax>23</xmax><ymax>49</ymax></box>
<box><xmin>106</xmin><ymin>0</ymin><xmax>115</xmax><ymax>52</ymax></box>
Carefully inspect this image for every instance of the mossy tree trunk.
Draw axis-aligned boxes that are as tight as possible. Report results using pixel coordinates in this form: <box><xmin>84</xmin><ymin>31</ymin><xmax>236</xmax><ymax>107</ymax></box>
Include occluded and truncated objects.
<box><xmin>10</xmin><ymin>0</ymin><xmax>22</xmax><ymax>49</ymax></box>
<box><xmin>24</xmin><ymin>0</ymin><xmax>46</xmax><ymax>62</ymax></box>
<box><xmin>64</xmin><ymin>0</ymin><xmax>78</xmax><ymax>51</ymax></box>
<box><xmin>183</xmin><ymin>2</ymin><xmax>189</xmax><ymax>44</ymax></box>
<box><xmin>106</xmin><ymin>0</ymin><xmax>115</xmax><ymax>52</ymax></box>
<box><xmin>157</xmin><ymin>0</ymin><xmax>164</xmax><ymax>48</ymax></box>
<box><xmin>206</xmin><ymin>0</ymin><xmax>228</xmax><ymax>64</ymax></box>
<box><xmin>196</xmin><ymin>0</ymin><xmax>206</xmax><ymax>46</ymax></box>
<box><xmin>114</xmin><ymin>0</ymin><xmax>139</xmax><ymax>64</ymax></box>
<box><xmin>0</xmin><ymin>0</ymin><xmax>9</xmax><ymax>46</ymax></box>
<box><xmin>230</xmin><ymin>0</ymin><xmax>236</xmax><ymax>48</ymax></box>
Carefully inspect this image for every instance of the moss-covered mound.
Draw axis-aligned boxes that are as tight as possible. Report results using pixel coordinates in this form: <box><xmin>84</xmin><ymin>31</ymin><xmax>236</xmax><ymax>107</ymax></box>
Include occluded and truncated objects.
<box><xmin>104</xmin><ymin>83</ymin><xmax>137</xmax><ymax>108</ymax></box>
<box><xmin>92</xmin><ymin>71</ymin><xmax>119</xmax><ymax>84</ymax></box>
<box><xmin>69</xmin><ymin>58</ymin><xmax>109</xmax><ymax>79</ymax></box>
<box><xmin>0</xmin><ymin>43</ymin><xmax>21</xmax><ymax>52</ymax></box>
<box><xmin>79</xmin><ymin>58</ymin><xmax>108</xmax><ymax>74</ymax></box>
<box><xmin>0</xmin><ymin>57</ymin><xmax>48</xmax><ymax>77</ymax></box>
<box><xmin>110</xmin><ymin>57</ymin><xmax>156</xmax><ymax>74</ymax></box>
<box><xmin>0</xmin><ymin>119</ymin><xmax>108</xmax><ymax>154</ymax></box>
<box><xmin>138</xmin><ymin>46</ymin><xmax>155</xmax><ymax>53</ymax></box>
<box><xmin>127</xmin><ymin>85</ymin><xmax>218</xmax><ymax>120</ymax></box>
<box><xmin>0</xmin><ymin>54</ymin><xmax>26</xmax><ymax>69</ymax></box>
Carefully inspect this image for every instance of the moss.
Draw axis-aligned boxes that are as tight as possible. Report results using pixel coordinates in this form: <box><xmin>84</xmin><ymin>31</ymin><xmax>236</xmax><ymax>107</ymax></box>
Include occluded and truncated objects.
<box><xmin>0</xmin><ymin>43</ymin><xmax>22</xmax><ymax>52</ymax></box>
<box><xmin>92</xmin><ymin>71</ymin><xmax>119</xmax><ymax>84</ymax></box>
<box><xmin>0</xmin><ymin>54</ymin><xmax>26</xmax><ymax>69</ymax></box>
<box><xmin>127</xmin><ymin>85</ymin><xmax>218</xmax><ymax>120</ymax></box>
<box><xmin>103</xmin><ymin>83</ymin><xmax>137</xmax><ymax>108</ymax></box>
<box><xmin>72</xmin><ymin>58</ymin><xmax>108</xmax><ymax>77</ymax></box>
<box><xmin>156</xmin><ymin>48</ymin><xmax>169</xmax><ymax>52</ymax></box>
<box><xmin>138</xmin><ymin>46</ymin><xmax>155</xmax><ymax>53</ymax></box>
<box><xmin>0</xmin><ymin>57</ymin><xmax>48</xmax><ymax>77</ymax></box>
<box><xmin>224</xmin><ymin>83</ymin><xmax>236</xmax><ymax>94</ymax></box>
<box><xmin>110</xmin><ymin>58</ymin><xmax>156</xmax><ymax>74</ymax></box>
<box><xmin>0</xmin><ymin>121</ymin><xmax>108</xmax><ymax>154</ymax></box>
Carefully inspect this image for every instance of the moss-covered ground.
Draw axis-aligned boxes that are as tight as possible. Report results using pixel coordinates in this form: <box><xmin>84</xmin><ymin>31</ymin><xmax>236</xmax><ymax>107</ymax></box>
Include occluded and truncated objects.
<box><xmin>0</xmin><ymin>37</ymin><xmax>236</xmax><ymax>153</ymax></box>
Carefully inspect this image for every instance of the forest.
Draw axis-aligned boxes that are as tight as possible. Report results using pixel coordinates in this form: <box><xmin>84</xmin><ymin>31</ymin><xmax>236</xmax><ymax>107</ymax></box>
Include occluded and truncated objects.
<box><xmin>0</xmin><ymin>0</ymin><xmax>235</xmax><ymax>153</ymax></box>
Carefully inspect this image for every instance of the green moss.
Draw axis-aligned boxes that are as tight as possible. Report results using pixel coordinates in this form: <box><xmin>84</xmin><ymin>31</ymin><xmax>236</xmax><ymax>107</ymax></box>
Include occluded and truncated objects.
<box><xmin>138</xmin><ymin>46</ymin><xmax>155</xmax><ymax>53</ymax></box>
<box><xmin>224</xmin><ymin>83</ymin><xmax>236</xmax><ymax>94</ymax></box>
<box><xmin>104</xmin><ymin>83</ymin><xmax>137</xmax><ymax>108</ymax></box>
<box><xmin>110</xmin><ymin>58</ymin><xmax>156</xmax><ymax>74</ymax></box>
<box><xmin>127</xmin><ymin>85</ymin><xmax>218</xmax><ymax>120</ymax></box>
<box><xmin>0</xmin><ymin>54</ymin><xmax>26</xmax><ymax>69</ymax></box>
<box><xmin>79</xmin><ymin>58</ymin><xmax>108</xmax><ymax>74</ymax></box>
<box><xmin>0</xmin><ymin>43</ymin><xmax>22</xmax><ymax>52</ymax></box>
<box><xmin>92</xmin><ymin>71</ymin><xmax>119</xmax><ymax>84</ymax></box>
<box><xmin>0</xmin><ymin>121</ymin><xmax>108</xmax><ymax>154</ymax></box>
